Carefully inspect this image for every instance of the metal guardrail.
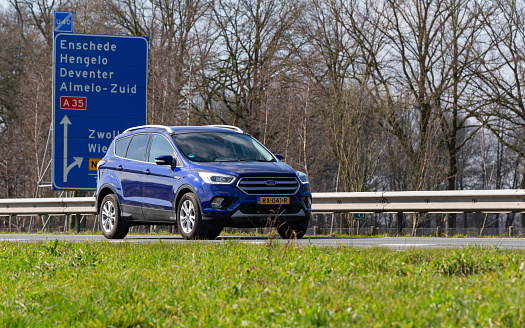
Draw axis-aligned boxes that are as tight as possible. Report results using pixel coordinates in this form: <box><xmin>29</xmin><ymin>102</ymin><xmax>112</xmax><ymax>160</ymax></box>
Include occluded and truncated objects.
<box><xmin>0</xmin><ymin>190</ymin><xmax>524</xmax><ymax>217</ymax></box>
<box><xmin>312</xmin><ymin>190</ymin><xmax>525</xmax><ymax>213</ymax></box>
<box><xmin>0</xmin><ymin>197</ymin><xmax>96</xmax><ymax>216</ymax></box>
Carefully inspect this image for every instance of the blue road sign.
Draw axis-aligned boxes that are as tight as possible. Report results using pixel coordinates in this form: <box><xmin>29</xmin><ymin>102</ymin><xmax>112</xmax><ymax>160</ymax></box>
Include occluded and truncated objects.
<box><xmin>53</xmin><ymin>12</ymin><xmax>73</xmax><ymax>33</ymax></box>
<box><xmin>53</xmin><ymin>33</ymin><xmax>149</xmax><ymax>190</ymax></box>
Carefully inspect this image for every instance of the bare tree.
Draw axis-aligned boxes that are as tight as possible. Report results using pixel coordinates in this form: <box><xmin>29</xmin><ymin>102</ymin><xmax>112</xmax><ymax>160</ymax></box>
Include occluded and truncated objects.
<box><xmin>207</xmin><ymin>0</ymin><xmax>299</xmax><ymax>137</ymax></box>
<box><xmin>0</xmin><ymin>10</ymin><xmax>24</xmax><ymax>130</ymax></box>
<box><xmin>10</xmin><ymin>0</ymin><xmax>73</xmax><ymax>47</ymax></box>
<box><xmin>295</xmin><ymin>0</ymin><xmax>387</xmax><ymax>193</ymax></box>
<box><xmin>474</xmin><ymin>0</ymin><xmax>525</xmax><ymax>231</ymax></box>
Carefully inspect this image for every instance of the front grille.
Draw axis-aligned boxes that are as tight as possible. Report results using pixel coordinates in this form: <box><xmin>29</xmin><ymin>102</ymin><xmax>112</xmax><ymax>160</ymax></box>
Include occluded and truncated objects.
<box><xmin>237</xmin><ymin>177</ymin><xmax>300</xmax><ymax>195</ymax></box>
<box><xmin>238</xmin><ymin>204</ymin><xmax>302</xmax><ymax>215</ymax></box>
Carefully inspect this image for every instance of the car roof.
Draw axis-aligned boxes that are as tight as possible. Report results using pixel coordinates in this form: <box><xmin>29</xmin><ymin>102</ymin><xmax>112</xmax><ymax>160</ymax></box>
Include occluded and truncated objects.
<box><xmin>168</xmin><ymin>126</ymin><xmax>242</xmax><ymax>134</ymax></box>
<box><xmin>120</xmin><ymin>125</ymin><xmax>245</xmax><ymax>137</ymax></box>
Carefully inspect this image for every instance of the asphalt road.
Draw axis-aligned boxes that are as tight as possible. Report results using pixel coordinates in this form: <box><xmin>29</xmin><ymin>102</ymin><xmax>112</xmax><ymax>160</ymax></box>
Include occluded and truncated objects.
<box><xmin>1</xmin><ymin>234</ymin><xmax>525</xmax><ymax>250</ymax></box>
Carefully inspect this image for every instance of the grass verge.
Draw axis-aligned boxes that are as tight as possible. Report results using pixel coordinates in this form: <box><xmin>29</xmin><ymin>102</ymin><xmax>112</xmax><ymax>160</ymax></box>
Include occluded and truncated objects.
<box><xmin>1</xmin><ymin>241</ymin><xmax>524</xmax><ymax>327</ymax></box>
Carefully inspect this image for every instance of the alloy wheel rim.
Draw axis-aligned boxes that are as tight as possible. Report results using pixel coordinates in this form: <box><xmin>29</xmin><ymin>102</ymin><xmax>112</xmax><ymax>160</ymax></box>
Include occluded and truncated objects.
<box><xmin>180</xmin><ymin>199</ymin><xmax>195</xmax><ymax>234</ymax></box>
<box><xmin>101</xmin><ymin>200</ymin><xmax>116</xmax><ymax>233</ymax></box>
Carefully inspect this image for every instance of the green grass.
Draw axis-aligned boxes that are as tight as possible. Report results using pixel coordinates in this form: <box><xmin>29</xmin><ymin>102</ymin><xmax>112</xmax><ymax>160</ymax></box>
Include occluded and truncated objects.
<box><xmin>1</xmin><ymin>241</ymin><xmax>525</xmax><ymax>327</ymax></box>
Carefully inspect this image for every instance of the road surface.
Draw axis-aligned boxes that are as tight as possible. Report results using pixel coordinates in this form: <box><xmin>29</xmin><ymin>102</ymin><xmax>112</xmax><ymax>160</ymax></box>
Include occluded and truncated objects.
<box><xmin>0</xmin><ymin>234</ymin><xmax>524</xmax><ymax>250</ymax></box>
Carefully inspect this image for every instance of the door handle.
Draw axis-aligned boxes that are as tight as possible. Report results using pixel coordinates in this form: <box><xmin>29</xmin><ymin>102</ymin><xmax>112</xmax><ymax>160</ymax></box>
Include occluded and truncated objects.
<box><xmin>117</xmin><ymin>165</ymin><xmax>123</xmax><ymax>171</ymax></box>
<box><xmin>145</xmin><ymin>169</ymin><xmax>151</xmax><ymax>175</ymax></box>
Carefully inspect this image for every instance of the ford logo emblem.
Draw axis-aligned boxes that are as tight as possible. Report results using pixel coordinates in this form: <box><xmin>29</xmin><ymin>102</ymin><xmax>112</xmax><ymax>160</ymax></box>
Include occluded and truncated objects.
<box><xmin>266</xmin><ymin>180</ymin><xmax>277</xmax><ymax>186</ymax></box>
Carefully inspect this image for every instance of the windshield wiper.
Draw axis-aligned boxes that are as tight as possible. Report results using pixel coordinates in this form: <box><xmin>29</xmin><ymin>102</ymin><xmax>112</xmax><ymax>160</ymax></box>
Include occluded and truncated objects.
<box><xmin>238</xmin><ymin>159</ymin><xmax>272</xmax><ymax>162</ymax></box>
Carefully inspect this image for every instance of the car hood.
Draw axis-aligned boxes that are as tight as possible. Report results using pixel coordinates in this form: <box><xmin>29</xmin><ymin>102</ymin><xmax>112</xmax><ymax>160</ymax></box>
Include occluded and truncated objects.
<box><xmin>191</xmin><ymin>161</ymin><xmax>297</xmax><ymax>177</ymax></box>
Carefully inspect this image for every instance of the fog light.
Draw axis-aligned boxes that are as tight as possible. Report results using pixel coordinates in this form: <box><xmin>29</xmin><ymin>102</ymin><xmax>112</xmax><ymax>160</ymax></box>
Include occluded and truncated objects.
<box><xmin>211</xmin><ymin>197</ymin><xmax>225</xmax><ymax>209</ymax></box>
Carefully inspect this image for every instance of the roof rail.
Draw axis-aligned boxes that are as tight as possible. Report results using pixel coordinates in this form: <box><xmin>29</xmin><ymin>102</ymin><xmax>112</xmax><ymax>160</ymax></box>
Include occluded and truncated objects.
<box><xmin>206</xmin><ymin>125</ymin><xmax>244</xmax><ymax>133</ymax></box>
<box><xmin>123</xmin><ymin>125</ymin><xmax>174</xmax><ymax>134</ymax></box>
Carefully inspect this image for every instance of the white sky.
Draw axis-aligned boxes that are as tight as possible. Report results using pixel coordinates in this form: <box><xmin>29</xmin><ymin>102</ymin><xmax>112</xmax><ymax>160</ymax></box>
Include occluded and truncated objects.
<box><xmin>0</xmin><ymin>0</ymin><xmax>10</xmax><ymax>10</ymax></box>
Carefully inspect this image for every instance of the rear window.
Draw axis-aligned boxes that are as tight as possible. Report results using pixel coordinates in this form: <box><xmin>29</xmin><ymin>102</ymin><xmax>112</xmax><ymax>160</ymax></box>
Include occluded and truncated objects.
<box><xmin>125</xmin><ymin>134</ymin><xmax>150</xmax><ymax>161</ymax></box>
<box><xmin>114</xmin><ymin>136</ymin><xmax>131</xmax><ymax>157</ymax></box>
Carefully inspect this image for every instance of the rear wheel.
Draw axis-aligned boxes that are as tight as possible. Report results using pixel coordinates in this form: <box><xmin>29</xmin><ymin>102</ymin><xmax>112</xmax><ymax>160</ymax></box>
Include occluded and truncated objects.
<box><xmin>277</xmin><ymin>220</ymin><xmax>309</xmax><ymax>239</ymax></box>
<box><xmin>99</xmin><ymin>194</ymin><xmax>128</xmax><ymax>239</ymax></box>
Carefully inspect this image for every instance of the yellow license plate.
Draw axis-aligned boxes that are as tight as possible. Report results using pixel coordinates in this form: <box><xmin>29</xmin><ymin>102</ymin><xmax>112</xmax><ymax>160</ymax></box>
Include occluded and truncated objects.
<box><xmin>258</xmin><ymin>197</ymin><xmax>290</xmax><ymax>205</ymax></box>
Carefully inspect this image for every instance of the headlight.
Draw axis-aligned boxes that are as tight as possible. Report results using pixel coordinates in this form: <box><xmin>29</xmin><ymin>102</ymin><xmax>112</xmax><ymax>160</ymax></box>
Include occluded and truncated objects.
<box><xmin>297</xmin><ymin>171</ymin><xmax>309</xmax><ymax>184</ymax></box>
<box><xmin>198</xmin><ymin>171</ymin><xmax>236</xmax><ymax>184</ymax></box>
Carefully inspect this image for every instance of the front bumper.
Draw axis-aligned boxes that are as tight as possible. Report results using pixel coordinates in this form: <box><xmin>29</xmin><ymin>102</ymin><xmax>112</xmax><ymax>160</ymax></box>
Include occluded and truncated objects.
<box><xmin>196</xmin><ymin>182</ymin><xmax>311</xmax><ymax>228</ymax></box>
<box><xmin>202</xmin><ymin>209</ymin><xmax>311</xmax><ymax>228</ymax></box>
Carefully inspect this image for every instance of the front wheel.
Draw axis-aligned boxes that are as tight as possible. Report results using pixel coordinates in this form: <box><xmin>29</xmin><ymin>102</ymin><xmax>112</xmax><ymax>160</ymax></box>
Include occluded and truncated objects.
<box><xmin>277</xmin><ymin>220</ymin><xmax>309</xmax><ymax>239</ymax></box>
<box><xmin>99</xmin><ymin>194</ymin><xmax>128</xmax><ymax>239</ymax></box>
<box><xmin>177</xmin><ymin>193</ymin><xmax>208</xmax><ymax>240</ymax></box>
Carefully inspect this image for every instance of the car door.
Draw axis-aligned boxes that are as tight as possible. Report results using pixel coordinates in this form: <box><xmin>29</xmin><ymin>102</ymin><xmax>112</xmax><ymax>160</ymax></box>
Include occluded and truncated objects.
<box><xmin>141</xmin><ymin>133</ymin><xmax>183</xmax><ymax>221</ymax></box>
<box><xmin>119</xmin><ymin>133</ymin><xmax>151</xmax><ymax>221</ymax></box>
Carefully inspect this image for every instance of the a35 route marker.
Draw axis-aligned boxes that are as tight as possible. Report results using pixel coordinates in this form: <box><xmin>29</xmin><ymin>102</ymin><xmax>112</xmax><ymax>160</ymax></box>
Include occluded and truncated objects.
<box><xmin>60</xmin><ymin>96</ymin><xmax>86</xmax><ymax>110</ymax></box>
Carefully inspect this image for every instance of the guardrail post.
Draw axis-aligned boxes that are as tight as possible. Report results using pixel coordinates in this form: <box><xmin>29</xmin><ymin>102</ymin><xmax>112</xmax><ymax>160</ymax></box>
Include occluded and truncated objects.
<box><xmin>445</xmin><ymin>213</ymin><xmax>455</xmax><ymax>237</ymax></box>
<box><xmin>75</xmin><ymin>214</ymin><xmax>80</xmax><ymax>233</ymax></box>
<box><xmin>9</xmin><ymin>215</ymin><xmax>15</xmax><ymax>232</ymax></box>
<box><xmin>509</xmin><ymin>226</ymin><xmax>514</xmax><ymax>237</ymax></box>
<box><xmin>64</xmin><ymin>215</ymin><xmax>69</xmax><ymax>232</ymax></box>
<box><xmin>93</xmin><ymin>215</ymin><xmax>99</xmax><ymax>232</ymax></box>
<box><xmin>518</xmin><ymin>213</ymin><xmax>525</xmax><ymax>237</ymax></box>
<box><xmin>397</xmin><ymin>212</ymin><xmax>403</xmax><ymax>236</ymax></box>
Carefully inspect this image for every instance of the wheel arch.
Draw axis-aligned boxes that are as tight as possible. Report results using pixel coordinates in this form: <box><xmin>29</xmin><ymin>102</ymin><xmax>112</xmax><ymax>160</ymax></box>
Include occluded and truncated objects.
<box><xmin>174</xmin><ymin>184</ymin><xmax>202</xmax><ymax>214</ymax></box>
<box><xmin>96</xmin><ymin>185</ymin><xmax>121</xmax><ymax>214</ymax></box>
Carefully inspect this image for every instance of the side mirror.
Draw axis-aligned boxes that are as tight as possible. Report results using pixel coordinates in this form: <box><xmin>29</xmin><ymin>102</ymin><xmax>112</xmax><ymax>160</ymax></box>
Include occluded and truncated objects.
<box><xmin>155</xmin><ymin>155</ymin><xmax>176</xmax><ymax>167</ymax></box>
<box><xmin>275</xmin><ymin>154</ymin><xmax>285</xmax><ymax>161</ymax></box>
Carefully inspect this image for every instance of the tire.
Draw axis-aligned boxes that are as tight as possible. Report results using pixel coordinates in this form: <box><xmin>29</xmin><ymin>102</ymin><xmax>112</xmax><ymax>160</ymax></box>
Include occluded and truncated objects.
<box><xmin>99</xmin><ymin>194</ymin><xmax>129</xmax><ymax>239</ymax></box>
<box><xmin>277</xmin><ymin>220</ymin><xmax>309</xmax><ymax>239</ymax></box>
<box><xmin>177</xmin><ymin>193</ymin><xmax>208</xmax><ymax>240</ymax></box>
<box><xmin>206</xmin><ymin>226</ymin><xmax>223</xmax><ymax>240</ymax></box>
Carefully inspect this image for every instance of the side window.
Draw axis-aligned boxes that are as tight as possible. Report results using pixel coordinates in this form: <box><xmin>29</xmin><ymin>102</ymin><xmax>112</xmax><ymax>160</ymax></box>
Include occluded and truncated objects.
<box><xmin>125</xmin><ymin>134</ymin><xmax>150</xmax><ymax>161</ymax></box>
<box><xmin>114</xmin><ymin>136</ymin><xmax>131</xmax><ymax>157</ymax></box>
<box><xmin>148</xmin><ymin>135</ymin><xmax>176</xmax><ymax>163</ymax></box>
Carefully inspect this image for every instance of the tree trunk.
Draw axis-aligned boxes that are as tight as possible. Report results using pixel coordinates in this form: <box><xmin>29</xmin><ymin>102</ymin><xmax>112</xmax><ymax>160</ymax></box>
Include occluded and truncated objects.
<box><xmin>519</xmin><ymin>154</ymin><xmax>525</xmax><ymax>236</ymax></box>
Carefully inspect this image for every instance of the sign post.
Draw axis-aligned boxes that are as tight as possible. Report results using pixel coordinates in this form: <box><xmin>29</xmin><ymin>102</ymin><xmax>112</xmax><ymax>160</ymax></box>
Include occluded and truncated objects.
<box><xmin>52</xmin><ymin>33</ymin><xmax>149</xmax><ymax>190</ymax></box>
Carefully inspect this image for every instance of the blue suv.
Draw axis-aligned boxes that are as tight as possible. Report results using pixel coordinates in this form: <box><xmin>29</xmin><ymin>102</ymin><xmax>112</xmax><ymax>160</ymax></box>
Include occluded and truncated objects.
<box><xmin>96</xmin><ymin>125</ymin><xmax>311</xmax><ymax>239</ymax></box>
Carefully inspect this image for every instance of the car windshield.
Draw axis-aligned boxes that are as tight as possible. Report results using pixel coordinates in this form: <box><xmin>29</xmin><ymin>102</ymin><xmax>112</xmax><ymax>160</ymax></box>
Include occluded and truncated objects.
<box><xmin>172</xmin><ymin>132</ymin><xmax>275</xmax><ymax>163</ymax></box>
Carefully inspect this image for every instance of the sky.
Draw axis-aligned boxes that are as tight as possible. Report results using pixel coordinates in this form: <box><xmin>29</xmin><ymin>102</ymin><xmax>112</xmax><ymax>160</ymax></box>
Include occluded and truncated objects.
<box><xmin>0</xmin><ymin>0</ymin><xmax>10</xmax><ymax>11</ymax></box>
